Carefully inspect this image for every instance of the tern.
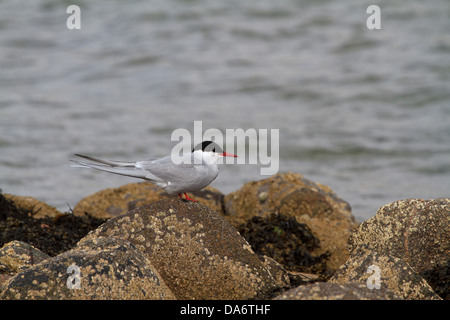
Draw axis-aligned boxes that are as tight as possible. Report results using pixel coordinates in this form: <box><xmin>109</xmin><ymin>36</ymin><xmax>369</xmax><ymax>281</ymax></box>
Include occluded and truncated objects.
<box><xmin>71</xmin><ymin>141</ymin><xmax>237</xmax><ymax>201</ymax></box>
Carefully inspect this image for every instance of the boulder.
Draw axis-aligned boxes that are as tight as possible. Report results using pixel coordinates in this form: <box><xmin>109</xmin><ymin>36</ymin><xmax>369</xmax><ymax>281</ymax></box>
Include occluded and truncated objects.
<box><xmin>258</xmin><ymin>255</ymin><xmax>291</xmax><ymax>289</ymax></box>
<box><xmin>1</xmin><ymin>237</ymin><xmax>175</xmax><ymax>300</ymax></box>
<box><xmin>348</xmin><ymin>198</ymin><xmax>449</xmax><ymax>299</ymax></box>
<box><xmin>73</xmin><ymin>182</ymin><xmax>224</xmax><ymax>219</ymax></box>
<box><xmin>3</xmin><ymin>194</ymin><xmax>62</xmax><ymax>218</ymax></box>
<box><xmin>79</xmin><ymin>199</ymin><xmax>279</xmax><ymax>299</ymax></box>
<box><xmin>0</xmin><ymin>240</ymin><xmax>50</xmax><ymax>275</ymax></box>
<box><xmin>223</xmin><ymin>173</ymin><xmax>358</xmax><ymax>272</ymax></box>
<box><xmin>274</xmin><ymin>282</ymin><xmax>401</xmax><ymax>300</ymax></box>
<box><xmin>237</xmin><ymin>213</ymin><xmax>330</xmax><ymax>275</ymax></box>
<box><xmin>0</xmin><ymin>241</ymin><xmax>50</xmax><ymax>287</ymax></box>
<box><xmin>329</xmin><ymin>247</ymin><xmax>441</xmax><ymax>300</ymax></box>
<box><xmin>0</xmin><ymin>193</ymin><xmax>106</xmax><ymax>257</ymax></box>
<box><xmin>73</xmin><ymin>182</ymin><xmax>166</xmax><ymax>219</ymax></box>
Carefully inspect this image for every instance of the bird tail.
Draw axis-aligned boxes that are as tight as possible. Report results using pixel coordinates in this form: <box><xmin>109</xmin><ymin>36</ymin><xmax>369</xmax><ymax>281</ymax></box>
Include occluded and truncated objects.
<box><xmin>73</xmin><ymin>154</ymin><xmax>136</xmax><ymax>167</ymax></box>
<box><xmin>70</xmin><ymin>154</ymin><xmax>149</xmax><ymax>180</ymax></box>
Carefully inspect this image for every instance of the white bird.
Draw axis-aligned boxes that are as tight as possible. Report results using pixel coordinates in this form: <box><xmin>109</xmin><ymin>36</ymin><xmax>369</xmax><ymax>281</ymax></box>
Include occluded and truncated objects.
<box><xmin>70</xmin><ymin>141</ymin><xmax>237</xmax><ymax>201</ymax></box>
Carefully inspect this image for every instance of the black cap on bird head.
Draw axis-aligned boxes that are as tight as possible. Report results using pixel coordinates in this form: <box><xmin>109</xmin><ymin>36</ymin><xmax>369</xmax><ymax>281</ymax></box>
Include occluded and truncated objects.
<box><xmin>192</xmin><ymin>141</ymin><xmax>223</xmax><ymax>153</ymax></box>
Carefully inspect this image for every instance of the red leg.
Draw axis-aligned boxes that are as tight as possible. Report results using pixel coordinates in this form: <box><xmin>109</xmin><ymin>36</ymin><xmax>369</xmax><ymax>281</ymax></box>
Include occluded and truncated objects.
<box><xmin>178</xmin><ymin>193</ymin><xmax>197</xmax><ymax>202</ymax></box>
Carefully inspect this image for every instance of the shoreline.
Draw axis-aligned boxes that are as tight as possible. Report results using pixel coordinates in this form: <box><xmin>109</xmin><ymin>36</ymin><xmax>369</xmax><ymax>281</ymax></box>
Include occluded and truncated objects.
<box><xmin>0</xmin><ymin>172</ymin><xmax>447</xmax><ymax>300</ymax></box>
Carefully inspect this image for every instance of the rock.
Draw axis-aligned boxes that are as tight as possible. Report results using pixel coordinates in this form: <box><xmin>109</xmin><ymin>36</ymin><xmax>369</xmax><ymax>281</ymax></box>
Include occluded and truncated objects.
<box><xmin>1</xmin><ymin>237</ymin><xmax>175</xmax><ymax>300</ymax></box>
<box><xmin>237</xmin><ymin>213</ymin><xmax>330</xmax><ymax>275</ymax></box>
<box><xmin>257</xmin><ymin>255</ymin><xmax>322</xmax><ymax>292</ymax></box>
<box><xmin>0</xmin><ymin>241</ymin><xmax>50</xmax><ymax>275</ymax></box>
<box><xmin>73</xmin><ymin>182</ymin><xmax>166</xmax><ymax>219</ymax></box>
<box><xmin>79</xmin><ymin>199</ymin><xmax>279</xmax><ymax>299</ymax></box>
<box><xmin>73</xmin><ymin>182</ymin><xmax>224</xmax><ymax>219</ymax></box>
<box><xmin>223</xmin><ymin>173</ymin><xmax>358</xmax><ymax>273</ymax></box>
<box><xmin>348</xmin><ymin>198</ymin><xmax>449</xmax><ymax>299</ymax></box>
<box><xmin>0</xmin><ymin>193</ymin><xmax>106</xmax><ymax>257</ymax></box>
<box><xmin>188</xmin><ymin>186</ymin><xmax>225</xmax><ymax>215</ymax></box>
<box><xmin>287</xmin><ymin>271</ymin><xmax>320</xmax><ymax>287</ymax></box>
<box><xmin>329</xmin><ymin>248</ymin><xmax>441</xmax><ymax>300</ymax></box>
<box><xmin>0</xmin><ymin>241</ymin><xmax>50</xmax><ymax>287</ymax></box>
<box><xmin>274</xmin><ymin>282</ymin><xmax>402</xmax><ymax>300</ymax></box>
<box><xmin>3</xmin><ymin>194</ymin><xmax>62</xmax><ymax>218</ymax></box>
<box><xmin>258</xmin><ymin>255</ymin><xmax>291</xmax><ymax>289</ymax></box>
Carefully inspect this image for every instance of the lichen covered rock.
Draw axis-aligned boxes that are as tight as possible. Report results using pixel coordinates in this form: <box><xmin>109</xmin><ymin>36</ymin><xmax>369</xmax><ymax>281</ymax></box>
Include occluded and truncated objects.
<box><xmin>348</xmin><ymin>198</ymin><xmax>449</xmax><ymax>299</ymax></box>
<box><xmin>329</xmin><ymin>248</ymin><xmax>441</xmax><ymax>300</ymax></box>
<box><xmin>3</xmin><ymin>194</ymin><xmax>62</xmax><ymax>219</ymax></box>
<box><xmin>80</xmin><ymin>199</ymin><xmax>279</xmax><ymax>299</ymax></box>
<box><xmin>1</xmin><ymin>237</ymin><xmax>174</xmax><ymax>300</ymax></box>
<box><xmin>224</xmin><ymin>173</ymin><xmax>358</xmax><ymax>272</ymax></box>
<box><xmin>73</xmin><ymin>182</ymin><xmax>224</xmax><ymax>218</ymax></box>
<box><xmin>73</xmin><ymin>182</ymin><xmax>166</xmax><ymax>219</ymax></box>
<box><xmin>274</xmin><ymin>282</ymin><xmax>401</xmax><ymax>300</ymax></box>
<box><xmin>0</xmin><ymin>240</ymin><xmax>50</xmax><ymax>275</ymax></box>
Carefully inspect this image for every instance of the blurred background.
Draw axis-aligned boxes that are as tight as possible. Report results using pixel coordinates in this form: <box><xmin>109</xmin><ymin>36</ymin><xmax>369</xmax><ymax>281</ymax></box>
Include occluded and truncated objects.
<box><xmin>0</xmin><ymin>0</ymin><xmax>449</xmax><ymax>221</ymax></box>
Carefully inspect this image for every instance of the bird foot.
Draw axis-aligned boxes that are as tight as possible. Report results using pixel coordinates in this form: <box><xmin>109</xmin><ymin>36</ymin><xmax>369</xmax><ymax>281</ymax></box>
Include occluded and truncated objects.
<box><xmin>178</xmin><ymin>193</ymin><xmax>198</xmax><ymax>202</ymax></box>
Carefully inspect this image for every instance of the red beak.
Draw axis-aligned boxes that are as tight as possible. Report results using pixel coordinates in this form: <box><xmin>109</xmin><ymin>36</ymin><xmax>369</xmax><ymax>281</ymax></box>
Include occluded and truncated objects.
<box><xmin>220</xmin><ymin>152</ymin><xmax>237</xmax><ymax>157</ymax></box>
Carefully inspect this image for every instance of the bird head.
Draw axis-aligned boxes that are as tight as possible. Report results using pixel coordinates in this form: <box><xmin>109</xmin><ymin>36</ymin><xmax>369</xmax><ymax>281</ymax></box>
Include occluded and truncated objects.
<box><xmin>192</xmin><ymin>141</ymin><xmax>237</xmax><ymax>162</ymax></box>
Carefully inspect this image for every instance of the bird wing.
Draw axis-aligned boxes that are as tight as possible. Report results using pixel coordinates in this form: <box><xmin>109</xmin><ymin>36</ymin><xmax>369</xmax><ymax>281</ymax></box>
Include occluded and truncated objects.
<box><xmin>136</xmin><ymin>154</ymin><xmax>218</xmax><ymax>193</ymax></box>
<box><xmin>136</xmin><ymin>154</ymin><xmax>199</xmax><ymax>182</ymax></box>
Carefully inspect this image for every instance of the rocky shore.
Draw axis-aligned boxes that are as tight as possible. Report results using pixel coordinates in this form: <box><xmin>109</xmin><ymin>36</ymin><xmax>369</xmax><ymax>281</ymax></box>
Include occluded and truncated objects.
<box><xmin>0</xmin><ymin>172</ymin><xmax>448</xmax><ymax>300</ymax></box>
